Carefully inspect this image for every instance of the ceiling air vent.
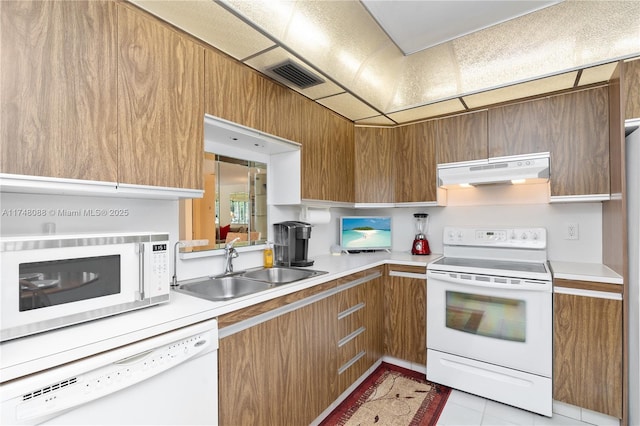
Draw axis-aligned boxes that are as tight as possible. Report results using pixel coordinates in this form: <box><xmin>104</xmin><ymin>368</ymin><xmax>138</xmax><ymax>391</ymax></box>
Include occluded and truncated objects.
<box><xmin>266</xmin><ymin>60</ymin><xmax>324</xmax><ymax>89</ymax></box>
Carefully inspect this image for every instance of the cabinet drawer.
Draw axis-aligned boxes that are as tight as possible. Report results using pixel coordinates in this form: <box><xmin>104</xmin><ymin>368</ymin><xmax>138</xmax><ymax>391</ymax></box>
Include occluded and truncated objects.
<box><xmin>338</xmin><ymin>303</ymin><xmax>366</xmax><ymax>337</ymax></box>
<box><xmin>338</xmin><ymin>349</ymin><xmax>370</xmax><ymax>394</ymax></box>
<box><xmin>338</xmin><ymin>326</ymin><xmax>367</xmax><ymax>366</ymax></box>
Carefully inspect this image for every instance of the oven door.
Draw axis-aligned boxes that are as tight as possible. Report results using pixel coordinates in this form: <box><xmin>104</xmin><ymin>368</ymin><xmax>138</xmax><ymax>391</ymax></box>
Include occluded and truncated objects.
<box><xmin>427</xmin><ymin>269</ymin><xmax>552</xmax><ymax>377</ymax></box>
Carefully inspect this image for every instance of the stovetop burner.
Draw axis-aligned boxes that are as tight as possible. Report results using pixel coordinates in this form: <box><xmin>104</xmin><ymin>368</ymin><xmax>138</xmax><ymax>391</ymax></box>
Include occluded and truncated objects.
<box><xmin>428</xmin><ymin>226</ymin><xmax>552</xmax><ymax>281</ymax></box>
<box><xmin>431</xmin><ymin>257</ymin><xmax>547</xmax><ymax>274</ymax></box>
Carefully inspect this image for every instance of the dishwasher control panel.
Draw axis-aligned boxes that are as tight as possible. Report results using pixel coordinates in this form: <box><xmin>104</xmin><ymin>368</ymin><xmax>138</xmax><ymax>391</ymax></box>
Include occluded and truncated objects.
<box><xmin>1</xmin><ymin>326</ymin><xmax>216</xmax><ymax>425</ymax></box>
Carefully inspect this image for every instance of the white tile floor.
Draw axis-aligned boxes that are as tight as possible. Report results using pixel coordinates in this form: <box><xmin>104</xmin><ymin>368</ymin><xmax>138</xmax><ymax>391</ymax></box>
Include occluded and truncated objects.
<box><xmin>436</xmin><ymin>390</ymin><xmax>616</xmax><ymax>426</ymax></box>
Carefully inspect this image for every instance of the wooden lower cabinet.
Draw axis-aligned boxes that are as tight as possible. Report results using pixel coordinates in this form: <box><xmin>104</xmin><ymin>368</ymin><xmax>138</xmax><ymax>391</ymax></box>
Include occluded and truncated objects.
<box><xmin>336</xmin><ymin>269</ymin><xmax>384</xmax><ymax>394</ymax></box>
<box><xmin>219</xmin><ymin>294</ymin><xmax>338</xmax><ymax>425</ymax></box>
<box><xmin>553</xmin><ymin>279</ymin><xmax>623</xmax><ymax>418</ymax></box>
<box><xmin>218</xmin><ymin>268</ymin><xmax>385</xmax><ymax>424</ymax></box>
<box><xmin>384</xmin><ymin>265</ymin><xmax>427</xmax><ymax>365</ymax></box>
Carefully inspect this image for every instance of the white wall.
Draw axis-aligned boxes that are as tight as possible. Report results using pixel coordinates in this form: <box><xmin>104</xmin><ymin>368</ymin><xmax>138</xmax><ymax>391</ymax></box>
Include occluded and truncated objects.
<box><xmin>302</xmin><ymin>201</ymin><xmax>603</xmax><ymax>263</ymax></box>
<box><xmin>0</xmin><ymin>189</ymin><xmax>604</xmax><ymax>278</ymax></box>
<box><xmin>0</xmin><ymin>193</ymin><xmax>178</xmax><ymax>237</ymax></box>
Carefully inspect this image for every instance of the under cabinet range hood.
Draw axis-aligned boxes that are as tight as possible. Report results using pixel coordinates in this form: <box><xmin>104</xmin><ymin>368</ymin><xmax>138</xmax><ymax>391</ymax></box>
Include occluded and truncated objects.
<box><xmin>438</xmin><ymin>153</ymin><xmax>550</xmax><ymax>188</ymax></box>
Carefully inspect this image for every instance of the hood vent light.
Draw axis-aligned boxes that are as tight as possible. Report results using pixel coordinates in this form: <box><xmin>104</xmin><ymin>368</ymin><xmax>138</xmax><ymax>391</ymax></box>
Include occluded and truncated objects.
<box><xmin>266</xmin><ymin>60</ymin><xmax>324</xmax><ymax>89</ymax></box>
<box><xmin>438</xmin><ymin>153</ymin><xmax>550</xmax><ymax>188</ymax></box>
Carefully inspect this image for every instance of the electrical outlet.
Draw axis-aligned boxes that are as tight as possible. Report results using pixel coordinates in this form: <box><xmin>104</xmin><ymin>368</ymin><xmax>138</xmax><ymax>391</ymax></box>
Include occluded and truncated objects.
<box><xmin>564</xmin><ymin>222</ymin><xmax>579</xmax><ymax>240</ymax></box>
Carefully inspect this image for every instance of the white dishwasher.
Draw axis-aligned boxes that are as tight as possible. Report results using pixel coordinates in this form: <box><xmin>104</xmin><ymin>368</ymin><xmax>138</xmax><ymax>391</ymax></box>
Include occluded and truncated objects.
<box><xmin>0</xmin><ymin>319</ymin><xmax>218</xmax><ymax>425</ymax></box>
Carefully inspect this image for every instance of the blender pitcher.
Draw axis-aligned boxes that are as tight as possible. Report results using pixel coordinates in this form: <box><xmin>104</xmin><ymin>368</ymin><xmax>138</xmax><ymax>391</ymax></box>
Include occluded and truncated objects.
<box><xmin>411</xmin><ymin>213</ymin><xmax>431</xmax><ymax>255</ymax></box>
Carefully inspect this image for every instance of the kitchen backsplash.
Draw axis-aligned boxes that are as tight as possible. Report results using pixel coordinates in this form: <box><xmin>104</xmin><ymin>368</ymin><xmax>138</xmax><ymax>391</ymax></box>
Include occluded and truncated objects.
<box><xmin>300</xmin><ymin>202</ymin><xmax>603</xmax><ymax>264</ymax></box>
<box><xmin>0</xmin><ymin>192</ymin><xmax>178</xmax><ymax>239</ymax></box>
<box><xmin>1</xmin><ymin>192</ymin><xmax>603</xmax><ymax>272</ymax></box>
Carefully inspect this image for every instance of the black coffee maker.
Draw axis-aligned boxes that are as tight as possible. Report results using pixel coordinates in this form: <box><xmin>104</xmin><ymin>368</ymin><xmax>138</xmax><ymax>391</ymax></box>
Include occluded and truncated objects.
<box><xmin>273</xmin><ymin>221</ymin><xmax>314</xmax><ymax>266</ymax></box>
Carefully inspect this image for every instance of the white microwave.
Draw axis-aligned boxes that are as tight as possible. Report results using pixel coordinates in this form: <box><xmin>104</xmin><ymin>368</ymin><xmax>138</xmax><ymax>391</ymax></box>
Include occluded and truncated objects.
<box><xmin>0</xmin><ymin>232</ymin><xmax>170</xmax><ymax>342</ymax></box>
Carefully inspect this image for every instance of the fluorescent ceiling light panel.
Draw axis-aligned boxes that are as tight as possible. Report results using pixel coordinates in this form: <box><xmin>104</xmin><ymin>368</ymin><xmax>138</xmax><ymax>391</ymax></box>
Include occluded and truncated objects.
<box><xmin>361</xmin><ymin>0</ymin><xmax>563</xmax><ymax>55</ymax></box>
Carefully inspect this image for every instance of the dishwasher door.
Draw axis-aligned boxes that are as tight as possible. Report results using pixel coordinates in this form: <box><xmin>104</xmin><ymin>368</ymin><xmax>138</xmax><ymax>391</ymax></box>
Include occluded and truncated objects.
<box><xmin>1</xmin><ymin>319</ymin><xmax>218</xmax><ymax>425</ymax></box>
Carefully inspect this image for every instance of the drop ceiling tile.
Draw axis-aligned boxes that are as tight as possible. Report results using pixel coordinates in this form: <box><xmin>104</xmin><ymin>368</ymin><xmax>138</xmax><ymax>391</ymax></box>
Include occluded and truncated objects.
<box><xmin>387</xmin><ymin>99</ymin><xmax>466</xmax><ymax>123</ymax></box>
<box><xmin>355</xmin><ymin>116</ymin><xmax>396</xmax><ymax>126</ymax></box>
<box><xmin>129</xmin><ymin>0</ymin><xmax>274</xmax><ymax>60</ymax></box>
<box><xmin>244</xmin><ymin>48</ymin><xmax>343</xmax><ymax>100</ymax></box>
<box><xmin>362</xmin><ymin>0</ymin><xmax>560</xmax><ymax>55</ymax></box>
<box><xmin>462</xmin><ymin>71</ymin><xmax>577</xmax><ymax>109</ymax></box>
<box><xmin>226</xmin><ymin>0</ymin><xmax>397</xmax><ymax>111</ymax></box>
<box><xmin>578</xmin><ymin>62</ymin><xmax>618</xmax><ymax>86</ymax></box>
<box><xmin>316</xmin><ymin>93</ymin><xmax>380</xmax><ymax>121</ymax></box>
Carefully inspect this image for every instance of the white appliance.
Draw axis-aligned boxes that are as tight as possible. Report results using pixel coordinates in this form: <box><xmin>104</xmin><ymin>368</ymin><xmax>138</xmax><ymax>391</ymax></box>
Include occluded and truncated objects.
<box><xmin>427</xmin><ymin>226</ymin><xmax>552</xmax><ymax>416</ymax></box>
<box><xmin>0</xmin><ymin>319</ymin><xmax>218</xmax><ymax>425</ymax></box>
<box><xmin>626</xmin><ymin>122</ymin><xmax>640</xmax><ymax>426</ymax></box>
<box><xmin>1</xmin><ymin>232</ymin><xmax>170</xmax><ymax>342</ymax></box>
<box><xmin>437</xmin><ymin>152</ymin><xmax>550</xmax><ymax>188</ymax></box>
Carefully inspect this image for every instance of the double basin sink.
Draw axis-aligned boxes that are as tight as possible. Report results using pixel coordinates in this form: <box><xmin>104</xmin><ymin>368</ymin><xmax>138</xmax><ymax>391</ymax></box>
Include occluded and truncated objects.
<box><xmin>174</xmin><ymin>266</ymin><xmax>328</xmax><ymax>302</ymax></box>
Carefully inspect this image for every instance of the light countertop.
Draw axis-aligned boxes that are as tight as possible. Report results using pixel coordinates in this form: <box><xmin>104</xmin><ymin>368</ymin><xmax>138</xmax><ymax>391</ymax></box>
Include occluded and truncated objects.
<box><xmin>5</xmin><ymin>253</ymin><xmax>619</xmax><ymax>382</ymax></box>
<box><xmin>0</xmin><ymin>251</ymin><xmax>439</xmax><ymax>383</ymax></box>
<box><xmin>549</xmin><ymin>261</ymin><xmax>623</xmax><ymax>285</ymax></box>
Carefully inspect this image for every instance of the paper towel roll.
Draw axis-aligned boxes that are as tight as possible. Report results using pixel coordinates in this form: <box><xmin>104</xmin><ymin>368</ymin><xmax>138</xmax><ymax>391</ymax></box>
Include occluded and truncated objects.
<box><xmin>300</xmin><ymin>207</ymin><xmax>331</xmax><ymax>224</ymax></box>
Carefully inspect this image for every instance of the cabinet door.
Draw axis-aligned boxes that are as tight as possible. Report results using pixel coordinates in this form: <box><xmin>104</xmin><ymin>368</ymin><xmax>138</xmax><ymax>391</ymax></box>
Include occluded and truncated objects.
<box><xmin>384</xmin><ymin>265</ymin><xmax>427</xmax><ymax>364</ymax></box>
<box><xmin>301</xmin><ymin>104</ymin><xmax>354</xmax><ymax>202</ymax></box>
<box><xmin>204</xmin><ymin>49</ymin><xmax>261</xmax><ymax>131</ymax></box>
<box><xmin>488</xmin><ymin>97</ymin><xmax>552</xmax><ymax>158</ymax></box>
<box><xmin>436</xmin><ymin>110</ymin><xmax>488</xmax><ymax>164</ymax></box>
<box><xmin>117</xmin><ymin>4</ymin><xmax>204</xmax><ymax>189</ymax></box>
<box><xmin>219</xmin><ymin>295</ymin><xmax>338</xmax><ymax>425</ymax></box>
<box><xmin>623</xmin><ymin>58</ymin><xmax>640</xmax><ymax>120</ymax></box>
<box><xmin>550</xmin><ymin>87</ymin><xmax>609</xmax><ymax>197</ymax></box>
<box><xmin>354</xmin><ymin>126</ymin><xmax>394</xmax><ymax>203</ymax></box>
<box><xmin>395</xmin><ymin>121</ymin><xmax>437</xmax><ymax>203</ymax></box>
<box><xmin>553</xmin><ymin>281</ymin><xmax>622</xmax><ymax>418</ymax></box>
<box><xmin>1</xmin><ymin>0</ymin><xmax>117</xmax><ymax>181</ymax></box>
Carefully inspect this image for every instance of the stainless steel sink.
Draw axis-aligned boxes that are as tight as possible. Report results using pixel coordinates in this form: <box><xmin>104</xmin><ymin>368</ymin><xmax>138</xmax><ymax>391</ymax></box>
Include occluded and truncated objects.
<box><xmin>174</xmin><ymin>267</ymin><xmax>328</xmax><ymax>302</ymax></box>
<box><xmin>240</xmin><ymin>267</ymin><xmax>327</xmax><ymax>284</ymax></box>
<box><xmin>175</xmin><ymin>276</ymin><xmax>273</xmax><ymax>301</ymax></box>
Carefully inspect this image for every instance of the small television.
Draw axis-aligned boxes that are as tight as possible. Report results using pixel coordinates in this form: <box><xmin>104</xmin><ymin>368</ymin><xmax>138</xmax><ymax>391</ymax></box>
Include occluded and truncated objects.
<box><xmin>340</xmin><ymin>216</ymin><xmax>392</xmax><ymax>252</ymax></box>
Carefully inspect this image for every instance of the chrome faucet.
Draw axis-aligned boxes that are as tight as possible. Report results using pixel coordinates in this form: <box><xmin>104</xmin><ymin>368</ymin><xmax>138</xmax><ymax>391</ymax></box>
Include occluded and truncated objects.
<box><xmin>223</xmin><ymin>238</ymin><xmax>240</xmax><ymax>274</ymax></box>
<box><xmin>171</xmin><ymin>239</ymin><xmax>209</xmax><ymax>287</ymax></box>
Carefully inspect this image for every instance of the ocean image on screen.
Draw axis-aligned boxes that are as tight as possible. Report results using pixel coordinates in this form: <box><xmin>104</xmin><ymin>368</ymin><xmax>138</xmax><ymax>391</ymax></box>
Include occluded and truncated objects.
<box><xmin>341</xmin><ymin>217</ymin><xmax>391</xmax><ymax>249</ymax></box>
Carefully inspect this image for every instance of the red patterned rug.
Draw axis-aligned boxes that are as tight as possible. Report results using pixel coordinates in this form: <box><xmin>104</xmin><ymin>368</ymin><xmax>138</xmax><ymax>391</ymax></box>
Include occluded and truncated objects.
<box><xmin>320</xmin><ymin>363</ymin><xmax>451</xmax><ymax>426</ymax></box>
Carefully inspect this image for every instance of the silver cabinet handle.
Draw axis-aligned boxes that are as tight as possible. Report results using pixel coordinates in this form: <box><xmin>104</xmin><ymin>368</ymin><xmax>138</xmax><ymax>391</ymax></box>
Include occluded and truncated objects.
<box><xmin>138</xmin><ymin>243</ymin><xmax>145</xmax><ymax>300</ymax></box>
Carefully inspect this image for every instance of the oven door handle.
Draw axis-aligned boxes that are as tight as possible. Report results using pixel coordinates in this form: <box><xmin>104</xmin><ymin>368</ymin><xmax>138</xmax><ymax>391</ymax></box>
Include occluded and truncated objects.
<box><xmin>427</xmin><ymin>270</ymin><xmax>551</xmax><ymax>292</ymax></box>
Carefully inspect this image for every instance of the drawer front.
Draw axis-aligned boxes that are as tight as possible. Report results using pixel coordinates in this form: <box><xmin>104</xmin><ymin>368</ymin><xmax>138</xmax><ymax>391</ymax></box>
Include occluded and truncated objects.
<box><xmin>338</xmin><ymin>304</ymin><xmax>366</xmax><ymax>337</ymax></box>
<box><xmin>338</xmin><ymin>348</ymin><xmax>370</xmax><ymax>394</ymax></box>
<box><xmin>338</xmin><ymin>325</ymin><xmax>367</xmax><ymax>366</ymax></box>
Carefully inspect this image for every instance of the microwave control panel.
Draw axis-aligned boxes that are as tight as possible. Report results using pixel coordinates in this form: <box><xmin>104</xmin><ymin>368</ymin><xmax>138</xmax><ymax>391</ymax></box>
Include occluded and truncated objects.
<box><xmin>146</xmin><ymin>242</ymin><xmax>169</xmax><ymax>297</ymax></box>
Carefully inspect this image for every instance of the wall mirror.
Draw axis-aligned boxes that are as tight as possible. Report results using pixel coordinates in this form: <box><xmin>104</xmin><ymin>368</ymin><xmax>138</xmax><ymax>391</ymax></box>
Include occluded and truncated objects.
<box><xmin>180</xmin><ymin>153</ymin><xmax>267</xmax><ymax>252</ymax></box>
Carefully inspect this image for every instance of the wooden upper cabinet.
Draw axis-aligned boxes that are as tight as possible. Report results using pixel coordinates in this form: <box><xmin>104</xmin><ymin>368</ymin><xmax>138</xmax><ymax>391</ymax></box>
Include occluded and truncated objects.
<box><xmin>549</xmin><ymin>87</ymin><xmax>609</xmax><ymax>197</ymax></box>
<box><xmin>0</xmin><ymin>0</ymin><xmax>118</xmax><ymax>181</ymax></box>
<box><xmin>436</xmin><ymin>110</ymin><xmax>488</xmax><ymax>164</ymax></box>
<box><xmin>623</xmin><ymin>58</ymin><xmax>640</xmax><ymax>120</ymax></box>
<box><xmin>395</xmin><ymin>121</ymin><xmax>437</xmax><ymax>203</ymax></box>
<box><xmin>117</xmin><ymin>4</ymin><xmax>204</xmax><ymax>190</ymax></box>
<box><xmin>300</xmin><ymin>103</ymin><xmax>354</xmax><ymax>202</ymax></box>
<box><xmin>326</xmin><ymin>113</ymin><xmax>355</xmax><ymax>203</ymax></box>
<box><xmin>204</xmin><ymin>49</ymin><xmax>261</xmax><ymax>131</ymax></box>
<box><xmin>258</xmin><ymin>77</ymin><xmax>307</xmax><ymax>144</ymax></box>
<box><xmin>354</xmin><ymin>127</ymin><xmax>394</xmax><ymax>203</ymax></box>
<box><xmin>488</xmin><ymin>97</ymin><xmax>552</xmax><ymax>158</ymax></box>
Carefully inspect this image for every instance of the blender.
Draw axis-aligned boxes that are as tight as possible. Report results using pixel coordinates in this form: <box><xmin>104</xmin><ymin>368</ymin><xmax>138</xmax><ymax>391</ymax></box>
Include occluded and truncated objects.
<box><xmin>411</xmin><ymin>213</ymin><xmax>431</xmax><ymax>255</ymax></box>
